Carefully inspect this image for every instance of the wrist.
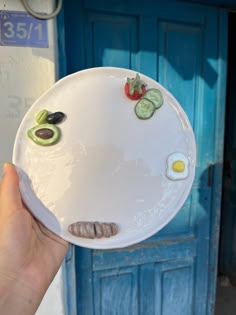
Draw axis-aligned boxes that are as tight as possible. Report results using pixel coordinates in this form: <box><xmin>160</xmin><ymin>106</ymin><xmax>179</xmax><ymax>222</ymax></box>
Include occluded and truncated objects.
<box><xmin>0</xmin><ymin>270</ymin><xmax>43</xmax><ymax>315</ymax></box>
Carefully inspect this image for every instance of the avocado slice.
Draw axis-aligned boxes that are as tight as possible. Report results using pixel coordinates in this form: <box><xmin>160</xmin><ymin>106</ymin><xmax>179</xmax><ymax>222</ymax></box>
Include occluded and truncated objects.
<box><xmin>27</xmin><ymin>123</ymin><xmax>60</xmax><ymax>146</ymax></box>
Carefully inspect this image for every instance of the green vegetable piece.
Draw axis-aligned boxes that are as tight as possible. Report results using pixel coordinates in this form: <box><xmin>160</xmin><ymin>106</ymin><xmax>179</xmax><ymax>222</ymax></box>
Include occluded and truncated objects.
<box><xmin>127</xmin><ymin>73</ymin><xmax>147</xmax><ymax>95</ymax></box>
<box><xmin>27</xmin><ymin>123</ymin><xmax>60</xmax><ymax>146</ymax></box>
<box><xmin>135</xmin><ymin>99</ymin><xmax>155</xmax><ymax>120</ymax></box>
<box><xmin>36</xmin><ymin>109</ymin><xmax>49</xmax><ymax>124</ymax></box>
<box><xmin>143</xmin><ymin>88</ymin><xmax>163</xmax><ymax>109</ymax></box>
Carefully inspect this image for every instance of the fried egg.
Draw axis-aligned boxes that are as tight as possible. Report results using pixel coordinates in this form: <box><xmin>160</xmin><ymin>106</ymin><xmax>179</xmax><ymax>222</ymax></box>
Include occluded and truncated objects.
<box><xmin>166</xmin><ymin>152</ymin><xmax>189</xmax><ymax>180</ymax></box>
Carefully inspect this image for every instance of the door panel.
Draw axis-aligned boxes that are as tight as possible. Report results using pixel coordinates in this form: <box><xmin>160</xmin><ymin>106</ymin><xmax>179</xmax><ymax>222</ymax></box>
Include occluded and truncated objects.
<box><xmin>85</xmin><ymin>13</ymin><xmax>138</xmax><ymax>69</ymax></box>
<box><xmin>161</xmin><ymin>261</ymin><xmax>194</xmax><ymax>315</ymax></box>
<box><xmin>92</xmin><ymin>260</ymin><xmax>194</xmax><ymax>315</ymax></box>
<box><xmin>93</xmin><ymin>267</ymin><xmax>138</xmax><ymax>315</ymax></box>
<box><xmin>157</xmin><ymin>21</ymin><xmax>202</xmax><ymax>123</ymax></box>
<box><xmin>62</xmin><ymin>1</ymin><xmax>227</xmax><ymax>314</ymax></box>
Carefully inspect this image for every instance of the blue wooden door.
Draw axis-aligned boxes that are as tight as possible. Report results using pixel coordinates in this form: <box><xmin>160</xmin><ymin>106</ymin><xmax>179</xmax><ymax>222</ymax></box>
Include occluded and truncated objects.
<box><xmin>61</xmin><ymin>1</ymin><xmax>227</xmax><ymax>314</ymax></box>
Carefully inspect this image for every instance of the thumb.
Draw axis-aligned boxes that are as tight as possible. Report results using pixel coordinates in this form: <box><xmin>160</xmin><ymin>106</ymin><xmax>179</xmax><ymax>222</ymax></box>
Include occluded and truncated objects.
<box><xmin>0</xmin><ymin>163</ymin><xmax>23</xmax><ymax>215</ymax></box>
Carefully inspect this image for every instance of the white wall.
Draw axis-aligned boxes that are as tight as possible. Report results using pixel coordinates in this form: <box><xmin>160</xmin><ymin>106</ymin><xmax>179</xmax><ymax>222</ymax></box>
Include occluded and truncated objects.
<box><xmin>0</xmin><ymin>0</ymin><xmax>58</xmax><ymax>173</ymax></box>
<box><xmin>0</xmin><ymin>0</ymin><xmax>65</xmax><ymax>314</ymax></box>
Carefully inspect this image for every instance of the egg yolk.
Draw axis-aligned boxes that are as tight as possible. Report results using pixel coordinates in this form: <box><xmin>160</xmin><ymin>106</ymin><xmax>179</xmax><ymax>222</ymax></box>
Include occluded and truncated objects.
<box><xmin>172</xmin><ymin>160</ymin><xmax>185</xmax><ymax>173</ymax></box>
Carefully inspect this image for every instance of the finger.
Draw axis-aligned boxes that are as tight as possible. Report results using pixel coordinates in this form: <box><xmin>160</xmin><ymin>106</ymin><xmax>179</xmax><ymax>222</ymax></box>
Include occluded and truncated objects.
<box><xmin>0</xmin><ymin>163</ymin><xmax>23</xmax><ymax>215</ymax></box>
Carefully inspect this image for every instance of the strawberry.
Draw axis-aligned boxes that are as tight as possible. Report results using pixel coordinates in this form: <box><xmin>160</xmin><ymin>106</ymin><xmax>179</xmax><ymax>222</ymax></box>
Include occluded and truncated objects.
<box><xmin>124</xmin><ymin>73</ymin><xmax>147</xmax><ymax>100</ymax></box>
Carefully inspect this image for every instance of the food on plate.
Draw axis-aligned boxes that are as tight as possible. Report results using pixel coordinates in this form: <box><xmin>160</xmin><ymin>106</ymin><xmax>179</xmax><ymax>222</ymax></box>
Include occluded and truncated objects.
<box><xmin>166</xmin><ymin>152</ymin><xmax>189</xmax><ymax>180</ymax></box>
<box><xmin>36</xmin><ymin>109</ymin><xmax>65</xmax><ymax>125</ymax></box>
<box><xmin>46</xmin><ymin>111</ymin><xmax>65</xmax><ymax>124</ymax></box>
<box><xmin>68</xmin><ymin>221</ymin><xmax>119</xmax><ymax>239</ymax></box>
<box><xmin>36</xmin><ymin>109</ymin><xmax>49</xmax><ymax>124</ymax></box>
<box><xmin>134</xmin><ymin>88</ymin><xmax>163</xmax><ymax>120</ymax></box>
<box><xmin>124</xmin><ymin>72</ymin><xmax>164</xmax><ymax>120</ymax></box>
<box><xmin>143</xmin><ymin>88</ymin><xmax>163</xmax><ymax>109</ymax></box>
<box><xmin>27</xmin><ymin>124</ymin><xmax>60</xmax><ymax>146</ymax></box>
<box><xmin>124</xmin><ymin>73</ymin><xmax>147</xmax><ymax>100</ymax></box>
<box><xmin>135</xmin><ymin>98</ymin><xmax>156</xmax><ymax>120</ymax></box>
<box><xmin>28</xmin><ymin>109</ymin><xmax>66</xmax><ymax>146</ymax></box>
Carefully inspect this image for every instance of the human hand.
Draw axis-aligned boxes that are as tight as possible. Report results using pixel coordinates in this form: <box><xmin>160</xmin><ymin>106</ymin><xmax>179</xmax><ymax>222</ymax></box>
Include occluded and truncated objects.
<box><xmin>0</xmin><ymin>163</ymin><xmax>69</xmax><ymax>315</ymax></box>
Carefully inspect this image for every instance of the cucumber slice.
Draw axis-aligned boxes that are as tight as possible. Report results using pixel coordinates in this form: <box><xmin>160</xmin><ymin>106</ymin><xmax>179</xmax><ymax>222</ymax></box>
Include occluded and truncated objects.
<box><xmin>143</xmin><ymin>88</ymin><xmax>163</xmax><ymax>109</ymax></box>
<box><xmin>135</xmin><ymin>98</ymin><xmax>155</xmax><ymax>120</ymax></box>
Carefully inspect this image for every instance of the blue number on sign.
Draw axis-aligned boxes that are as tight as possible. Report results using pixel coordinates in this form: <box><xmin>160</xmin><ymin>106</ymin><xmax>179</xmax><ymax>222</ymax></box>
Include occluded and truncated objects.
<box><xmin>0</xmin><ymin>10</ymin><xmax>48</xmax><ymax>47</ymax></box>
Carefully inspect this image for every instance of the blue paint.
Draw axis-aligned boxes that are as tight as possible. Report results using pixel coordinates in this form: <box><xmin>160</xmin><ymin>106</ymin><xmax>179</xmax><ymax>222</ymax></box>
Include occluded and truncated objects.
<box><xmin>0</xmin><ymin>10</ymin><xmax>48</xmax><ymax>47</ymax></box>
<box><xmin>207</xmin><ymin>10</ymin><xmax>228</xmax><ymax>314</ymax></box>
<box><xmin>94</xmin><ymin>267</ymin><xmax>138</xmax><ymax>314</ymax></box>
<box><xmin>63</xmin><ymin>246</ymin><xmax>77</xmax><ymax>315</ymax></box>
<box><xmin>60</xmin><ymin>1</ymin><xmax>228</xmax><ymax>314</ymax></box>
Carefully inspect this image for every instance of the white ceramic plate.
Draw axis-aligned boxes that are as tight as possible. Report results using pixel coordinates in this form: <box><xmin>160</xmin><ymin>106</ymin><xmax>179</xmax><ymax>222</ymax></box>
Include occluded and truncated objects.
<box><xmin>12</xmin><ymin>67</ymin><xmax>196</xmax><ymax>249</ymax></box>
